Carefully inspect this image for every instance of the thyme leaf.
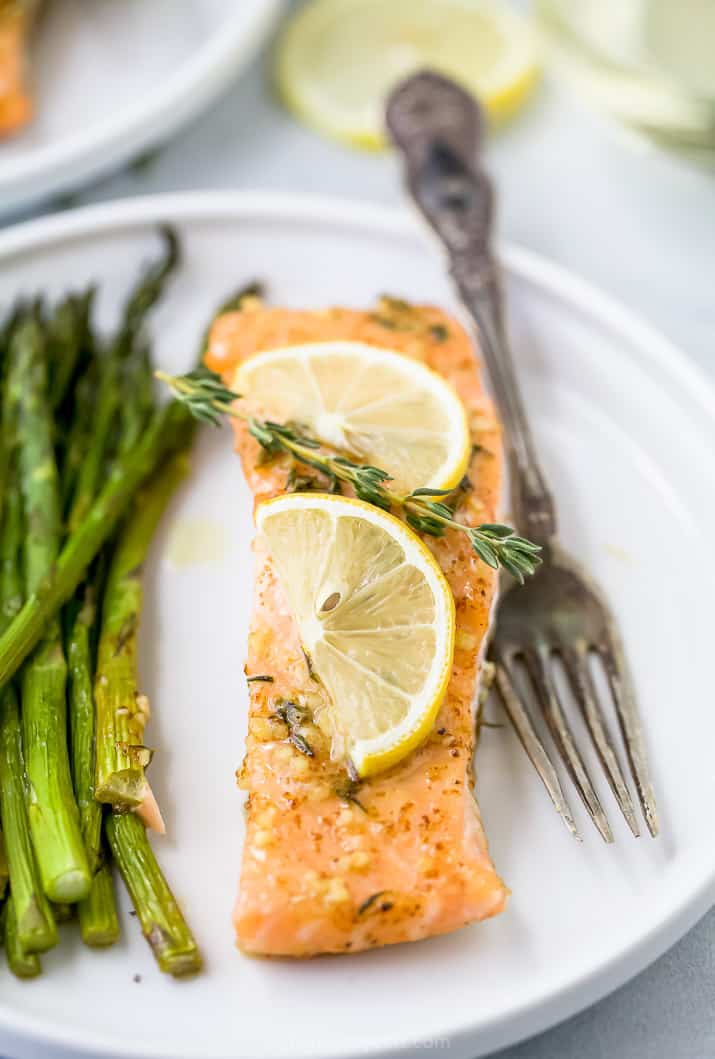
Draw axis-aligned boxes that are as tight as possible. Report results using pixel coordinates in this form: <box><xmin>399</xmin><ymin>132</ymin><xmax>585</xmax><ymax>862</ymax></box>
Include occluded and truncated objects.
<box><xmin>429</xmin><ymin>323</ymin><xmax>450</xmax><ymax>342</ymax></box>
<box><xmin>357</xmin><ymin>891</ymin><xmax>393</xmax><ymax>916</ymax></box>
<box><xmin>333</xmin><ymin>778</ymin><xmax>367</xmax><ymax>813</ymax></box>
<box><xmin>274</xmin><ymin>699</ymin><xmax>314</xmax><ymax>757</ymax></box>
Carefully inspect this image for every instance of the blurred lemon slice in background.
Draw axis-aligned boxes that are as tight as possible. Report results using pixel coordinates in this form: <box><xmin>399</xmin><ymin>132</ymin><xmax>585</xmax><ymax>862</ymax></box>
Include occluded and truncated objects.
<box><xmin>275</xmin><ymin>0</ymin><xmax>539</xmax><ymax>149</ymax></box>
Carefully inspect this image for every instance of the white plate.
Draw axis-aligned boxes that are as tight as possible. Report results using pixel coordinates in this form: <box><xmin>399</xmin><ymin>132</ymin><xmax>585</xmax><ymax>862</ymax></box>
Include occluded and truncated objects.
<box><xmin>0</xmin><ymin>192</ymin><xmax>712</xmax><ymax>1059</ymax></box>
<box><xmin>0</xmin><ymin>1</ymin><xmax>281</xmax><ymax>215</ymax></box>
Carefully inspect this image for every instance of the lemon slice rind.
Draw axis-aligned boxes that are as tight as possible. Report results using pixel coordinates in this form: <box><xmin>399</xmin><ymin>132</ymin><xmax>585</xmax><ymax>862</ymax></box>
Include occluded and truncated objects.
<box><xmin>235</xmin><ymin>341</ymin><xmax>471</xmax><ymax>495</ymax></box>
<box><xmin>256</xmin><ymin>493</ymin><xmax>455</xmax><ymax>777</ymax></box>
<box><xmin>274</xmin><ymin>0</ymin><xmax>540</xmax><ymax>149</ymax></box>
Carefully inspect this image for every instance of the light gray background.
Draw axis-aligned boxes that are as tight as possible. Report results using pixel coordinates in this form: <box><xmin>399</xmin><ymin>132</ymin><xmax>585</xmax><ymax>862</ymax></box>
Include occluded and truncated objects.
<box><xmin>13</xmin><ymin>16</ymin><xmax>715</xmax><ymax>1059</ymax></box>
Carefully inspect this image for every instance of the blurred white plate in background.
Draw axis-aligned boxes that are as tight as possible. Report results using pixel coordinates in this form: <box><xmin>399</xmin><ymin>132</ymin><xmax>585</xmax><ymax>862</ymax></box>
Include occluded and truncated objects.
<box><xmin>0</xmin><ymin>0</ymin><xmax>282</xmax><ymax>215</ymax></box>
<box><xmin>0</xmin><ymin>192</ymin><xmax>712</xmax><ymax>1059</ymax></box>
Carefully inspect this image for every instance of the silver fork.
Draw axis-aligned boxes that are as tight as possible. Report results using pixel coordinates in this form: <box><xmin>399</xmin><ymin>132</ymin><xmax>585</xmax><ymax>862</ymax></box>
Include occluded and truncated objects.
<box><xmin>387</xmin><ymin>71</ymin><xmax>658</xmax><ymax>841</ymax></box>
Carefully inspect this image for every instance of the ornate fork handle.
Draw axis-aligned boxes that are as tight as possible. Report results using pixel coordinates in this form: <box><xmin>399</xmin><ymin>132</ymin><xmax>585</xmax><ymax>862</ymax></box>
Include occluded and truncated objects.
<box><xmin>386</xmin><ymin>72</ymin><xmax>556</xmax><ymax>546</ymax></box>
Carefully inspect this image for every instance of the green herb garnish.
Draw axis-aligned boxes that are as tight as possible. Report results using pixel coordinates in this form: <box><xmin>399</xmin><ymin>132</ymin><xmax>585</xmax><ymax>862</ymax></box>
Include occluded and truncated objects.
<box><xmin>334</xmin><ymin>778</ymin><xmax>367</xmax><ymax>813</ymax></box>
<box><xmin>274</xmin><ymin>699</ymin><xmax>314</xmax><ymax>757</ymax></box>
<box><xmin>357</xmin><ymin>891</ymin><xmax>393</xmax><ymax>916</ymax></box>
<box><xmin>158</xmin><ymin>368</ymin><xmax>542</xmax><ymax>582</ymax></box>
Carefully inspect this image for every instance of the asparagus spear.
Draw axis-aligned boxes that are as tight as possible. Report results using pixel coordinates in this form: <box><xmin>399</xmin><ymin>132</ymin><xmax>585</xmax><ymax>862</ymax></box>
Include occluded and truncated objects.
<box><xmin>2</xmin><ymin>898</ymin><xmax>41</xmax><ymax>979</ymax></box>
<box><xmin>0</xmin><ymin>300</ymin><xmax>26</xmax><ymax>354</ymax></box>
<box><xmin>0</xmin><ymin>398</ymin><xmax>194</xmax><ymax>690</ymax></box>
<box><xmin>65</xmin><ymin>229</ymin><xmax>179</xmax><ymax>536</ymax></box>
<box><xmin>65</xmin><ymin>405</ymin><xmax>129</xmax><ymax>946</ymax></box>
<box><xmin>48</xmin><ymin>288</ymin><xmax>94</xmax><ymax>413</ymax></box>
<box><xmin>116</xmin><ymin>226</ymin><xmax>180</xmax><ymax>356</ymax></box>
<box><xmin>68</xmin><ymin>575</ymin><xmax>120</xmax><ymax>947</ymax></box>
<box><xmin>59</xmin><ymin>362</ymin><xmax>98</xmax><ymax>516</ymax></box>
<box><xmin>0</xmin><ymin>688</ymin><xmax>58</xmax><ymax>951</ymax></box>
<box><xmin>65</xmin><ymin>352</ymin><xmax>121</xmax><ymax>537</ymax></box>
<box><xmin>0</xmin><ymin>270</ymin><xmax>255</xmax><ymax>691</ymax></box>
<box><xmin>78</xmin><ymin>856</ymin><xmax>119</xmax><ymax>947</ymax></box>
<box><xmin>117</xmin><ymin>340</ymin><xmax>155</xmax><ymax>457</ymax></box>
<box><xmin>0</xmin><ymin>453</ymin><xmax>58</xmax><ymax>953</ymax></box>
<box><xmin>0</xmin><ymin>304</ymin><xmax>25</xmax><ymax>530</ymax></box>
<box><xmin>0</xmin><ymin>831</ymin><xmax>8</xmax><ymax>900</ymax></box>
<box><xmin>95</xmin><ymin>450</ymin><xmax>190</xmax><ymax>807</ymax></box>
<box><xmin>8</xmin><ymin>318</ymin><xmax>90</xmax><ymax>903</ymax></box>
<box><xmin>67</xmin><ymin>581</ymin><xmax>103</xmax><ymax>873</ymax></box>
<box><xmin>66</xmin><ymin>342</ymin><xmax>156</xmax><ymax>938</ymax></box>
<box><xmin>106</xmin><ymin>812</ymin><xmax>201</xmax><ymax>976</ymax></box>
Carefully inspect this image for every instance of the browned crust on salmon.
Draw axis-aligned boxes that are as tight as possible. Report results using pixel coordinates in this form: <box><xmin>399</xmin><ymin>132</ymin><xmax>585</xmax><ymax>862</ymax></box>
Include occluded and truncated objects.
<box><xmin>206</xmin><ymin>297</ymin><xmax>508</xmax><ymax>957</ymax></box>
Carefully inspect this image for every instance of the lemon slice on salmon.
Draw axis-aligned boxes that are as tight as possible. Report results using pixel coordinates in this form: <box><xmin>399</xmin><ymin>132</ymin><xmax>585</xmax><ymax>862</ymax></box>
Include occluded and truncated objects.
<box><xmin>235</xmin><ymin>341</ymin><xmax>470</xmax><ymax>494</ymax></box>
<box><xmin>274</xmin><ymin>0</ymin><xmax>539</xmax><ymax>149</ymax></box>
<box><xmin>257</xmin><ymin>493</ymin><xmax>455</xmax><ymax>777</ymax></box>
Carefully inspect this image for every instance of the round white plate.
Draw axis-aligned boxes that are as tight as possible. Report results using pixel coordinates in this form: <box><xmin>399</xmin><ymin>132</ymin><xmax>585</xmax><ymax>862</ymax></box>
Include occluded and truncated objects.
<box><xmin>0</xmin><ymin>192</ymin><xmax>712</xmax><ymax>1059</ymax></box>
<box><xmin>0</xmin><ymin>1</ymin><xmax>282</xmax><ymax>216</ymax></box>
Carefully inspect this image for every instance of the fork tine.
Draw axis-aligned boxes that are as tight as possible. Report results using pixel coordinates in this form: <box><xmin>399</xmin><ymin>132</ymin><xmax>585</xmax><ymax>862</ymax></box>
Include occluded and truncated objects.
<box><xmin>561</xmin><ymin>646</ymin><xmax>640</xmax><ymax>838</ymax></box>
<box><xmin>492</xmin><ymin>656</ymin><xmax>580</xmax><ymax>839</ymax></box>
<box><xmin>599</xmin><ymin>639</ymin><xmax>659</xmax><ymax>838</ymax></box>
<box><xmin>522</xmin><ymin>648</ymin><xmax>613</xmax><ymax>842</ymax></box>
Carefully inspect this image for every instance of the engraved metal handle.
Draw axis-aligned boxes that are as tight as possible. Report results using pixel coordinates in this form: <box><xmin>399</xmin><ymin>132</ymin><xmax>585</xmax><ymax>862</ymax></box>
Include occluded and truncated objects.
<box><xmin>386</xmin><ymin>72</ymin><xmax>556</xmax><ymax>547</ymax></box>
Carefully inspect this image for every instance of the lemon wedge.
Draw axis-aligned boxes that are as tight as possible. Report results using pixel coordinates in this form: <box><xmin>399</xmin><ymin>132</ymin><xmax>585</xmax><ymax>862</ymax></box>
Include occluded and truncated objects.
<box><xmin>235</xmin><ymin>341</ymin><xmax>470</xmax><ymax>494</ymax></box>
<box><xmin>274</xmin><ymin>0</ymin><xmax>539</xmax><ymax>149</ymax></box>
<box><xmin>257</xmin><ymin>493</ymin><xmax>455</xmax><ymax>777</ymax></box>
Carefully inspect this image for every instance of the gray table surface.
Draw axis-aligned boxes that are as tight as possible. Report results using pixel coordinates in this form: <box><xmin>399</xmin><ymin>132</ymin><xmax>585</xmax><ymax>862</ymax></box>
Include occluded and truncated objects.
<box><xmin>10</xmin><ymin>20</ymin><xmax>715</xmax><ymax>1059</ymax></box>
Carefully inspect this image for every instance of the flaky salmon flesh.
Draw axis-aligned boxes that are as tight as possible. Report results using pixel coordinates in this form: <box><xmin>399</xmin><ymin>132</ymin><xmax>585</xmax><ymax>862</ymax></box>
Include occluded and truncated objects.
<box><xmin>205</xmin><ymin>296</ymin><xmax>508</xmax><ymax>957</ymax></box>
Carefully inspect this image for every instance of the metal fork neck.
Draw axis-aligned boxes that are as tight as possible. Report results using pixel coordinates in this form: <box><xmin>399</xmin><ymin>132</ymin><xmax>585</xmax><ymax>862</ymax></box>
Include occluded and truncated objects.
<box><xmin>385</xmin><ymin>72</ymin><xmax>557</xmax><ymax>546</ymax></box>
<box><xmin>451</xmin><ymin>254</ymin><xmax>557</xmax><ymax>547</ymax></box>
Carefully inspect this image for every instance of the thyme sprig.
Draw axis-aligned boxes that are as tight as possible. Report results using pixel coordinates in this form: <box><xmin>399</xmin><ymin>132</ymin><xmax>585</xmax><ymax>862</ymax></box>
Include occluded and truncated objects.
<box><xmin>274</xmin><ymin>700</ymin><xmax>314</xmax><ymax>757</ymax></box>
<box><xmin>158</xmin><ymin>367</ymin><xmax>541</xmax><ymax>582</ymax></box>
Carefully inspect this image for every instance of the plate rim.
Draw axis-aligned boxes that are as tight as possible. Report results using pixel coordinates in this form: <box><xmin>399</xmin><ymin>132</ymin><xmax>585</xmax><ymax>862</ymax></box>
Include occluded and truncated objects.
<box><xmin>0</xmin><ymin>189</ymin><xmax>712</xmax><ymax>1059</ymax></box>
<box><xmin>0</xmin><ymin>2</ymin><xmax>283</xmax><ymax>214</ymax></box>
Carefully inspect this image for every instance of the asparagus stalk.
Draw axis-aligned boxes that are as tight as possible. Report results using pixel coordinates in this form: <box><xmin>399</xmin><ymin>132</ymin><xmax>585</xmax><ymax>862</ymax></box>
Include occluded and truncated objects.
<box><xmin>0</xmin><ymin>687</ymin><xmax>58</xmax><ymax>951</ymax></box>
<box><xmin>0</xmin><ymin>300</ymin><xmax>26</xmax><ymax>354</ymax></box>
<box><xmin>66</xmin><ymin>228</ymin><xmax>179</xmax><ymax>537</ymax></box>
<box><xmin>67</xmin><ymin>581</ymin><xmax>102</xmax><ymax>872</ymax></box>
<box><xmin>8</xmin><ymin>318</ymin><xmax>90</xmax><ymax>903</ymax></box>
<box><xmin>48</xmin><ymin>288</ymin><xmax>94</xmax><ymax>413</ymax></box>
<box><xmin>66</xmin><ymin>348</ymin><xmax>155</xmax><ymax>938</ymax></box>
<box><xmin>106</xmin><ymin>812</ymin><xmax>201</xmax><ymax>976</ymax></box>
<box><xmin>0</xmin><ymin>831</ymin><xmax>8</xmax><ymax>900</ymax></box>
<box><xmin>0</xmin><ymin>271</ymin><xmax>259</xmax><ymax>688</ymax></box>
<box><xmin>117</xmin><ymin>341</ymin><xmax>155</xmax><ymax>457</ymax></box>
<box><xmin>0</xmin><ymin>399</ymin><xmax>195</xmax><ymax>689</ymax></box>
<box><xmin>78</xmin><ymin>856</ymin><xmax>119</xmax><ymax>947</ymax></box>
<box><xmin>94</xmin><ymin>450</ymin><xmax>191</xmax><ymax>807</ymax></box>
<box><xmin>68</xmin><ymin>576</ymin><xmax>121</xmax><ymax>947</ymax></box>
<box><xmin>2</xmin><ymin>898</ymin><xmax>41</xmax><ymax>979</ymax></box>
<box><xmin>65</xmin><ymin>352</ymin><xmax>121</xmax><ymax>536</ymax></box>
<box><xmin>0</xmin><ymin>305</ymin><xmax>25</xmax><ymax>530</ymax></box>
<box><xmin>115</xmin><ymin>226</ymin><xmax>180</xmax><ymax>356</ymax></box>
<box><xmin>59</xmin><ymin>363</ymin><xmax>98</xmax><ymax>516</ymax></box>
<box><xmin>21</xmin><ymin>656</ymin><xmax>89</xmax><ymax>903</ymax></box>
<box><xmin>0</xmin><ymin>463</ymin><xmax>57</xmax><ymax>953</ymax></box>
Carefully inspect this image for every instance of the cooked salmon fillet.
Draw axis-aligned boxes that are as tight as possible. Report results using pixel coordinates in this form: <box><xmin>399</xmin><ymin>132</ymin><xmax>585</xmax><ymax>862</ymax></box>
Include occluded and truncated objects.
<box><xmin>0</xmin><ymin>2</ymin><xmax>36</xmax><ymax>137</ymax></box>
<box><xmin>205</xmin><ymin>296</ymin><xmax>508</xmax><ymax>957</ymax></box>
